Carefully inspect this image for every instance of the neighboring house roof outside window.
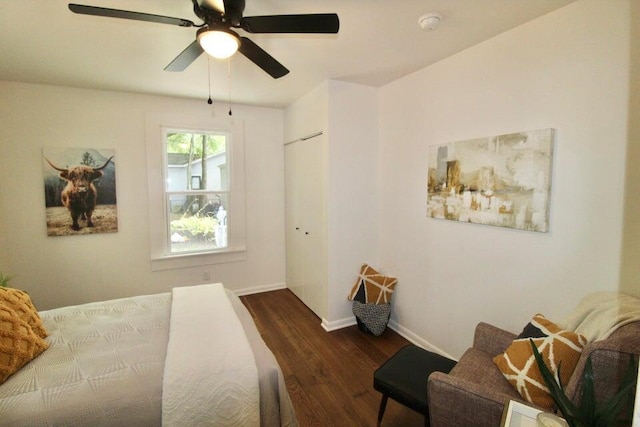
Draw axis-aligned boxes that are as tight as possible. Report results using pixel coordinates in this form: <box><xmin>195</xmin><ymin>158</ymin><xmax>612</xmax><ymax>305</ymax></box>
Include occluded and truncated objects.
<box><xmin>167</xmin><ymin>151</ymin><xmax>226</xmax><ymax>167</ymax></box>
<box><xmin>167</xmin><ymin>153</ymin><xmax>190</xmax><ymax>166</ymax></box>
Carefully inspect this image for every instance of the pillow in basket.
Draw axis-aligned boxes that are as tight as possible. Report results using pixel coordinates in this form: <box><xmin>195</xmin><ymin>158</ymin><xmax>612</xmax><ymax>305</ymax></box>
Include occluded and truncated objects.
<box><xmin>347</xmin><ymin>264</ymin><xmax>397</xmax><ymax>304</ymax></box>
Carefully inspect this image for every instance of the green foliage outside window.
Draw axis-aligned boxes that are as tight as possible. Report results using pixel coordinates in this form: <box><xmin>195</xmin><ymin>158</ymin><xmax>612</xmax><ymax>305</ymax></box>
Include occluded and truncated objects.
<box><xmin>166</xmin><ymin>132</ymin><xmax>225</xmax><ymax>158</ymax></box>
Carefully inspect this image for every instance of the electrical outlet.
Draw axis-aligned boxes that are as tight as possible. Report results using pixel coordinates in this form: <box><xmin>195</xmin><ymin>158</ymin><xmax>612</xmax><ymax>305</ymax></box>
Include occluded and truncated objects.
<box><xmin>202</xmin><ymin>271</ymin><xmax>211</xmax><ymax>281</ymax></box>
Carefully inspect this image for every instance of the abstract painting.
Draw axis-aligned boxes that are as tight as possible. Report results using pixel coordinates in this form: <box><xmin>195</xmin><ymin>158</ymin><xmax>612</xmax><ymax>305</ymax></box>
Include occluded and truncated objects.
<box><xmin>427</xmin><ymin>129</ymin><xmax>554</xmax><ymax>232</ymax></box>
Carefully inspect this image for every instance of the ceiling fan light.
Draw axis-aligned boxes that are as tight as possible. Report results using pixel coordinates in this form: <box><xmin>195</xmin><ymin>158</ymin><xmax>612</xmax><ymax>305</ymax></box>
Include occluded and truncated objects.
<box><xmin>197</xmin><ymin>27</ymin><xmax>240</xmax><ymax>59</ymax></box>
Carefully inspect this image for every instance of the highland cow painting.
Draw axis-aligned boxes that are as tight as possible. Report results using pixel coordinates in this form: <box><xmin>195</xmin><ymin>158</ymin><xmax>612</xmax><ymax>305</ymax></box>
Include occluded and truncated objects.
<box><xmin>427</xmin><ymin>129</ymin><xmax>554</xmax><ymax>232</ymax></box>
<box><xmin>43</xmin><ymin>147</ymin><xmax>118</xmax><ymax>236</ymax></box>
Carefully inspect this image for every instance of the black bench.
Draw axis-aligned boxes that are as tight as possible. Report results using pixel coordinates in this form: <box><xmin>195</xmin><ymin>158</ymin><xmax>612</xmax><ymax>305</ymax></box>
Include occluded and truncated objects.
<box><xmin>373</xmin><ymin>345</ymin><xmax>457</xmax><ymax>426</ymax></box>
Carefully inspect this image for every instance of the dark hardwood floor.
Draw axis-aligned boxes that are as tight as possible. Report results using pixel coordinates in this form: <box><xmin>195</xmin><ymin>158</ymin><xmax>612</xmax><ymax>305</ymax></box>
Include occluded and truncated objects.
<box><xmin>241</xmin><ymin>289</ymin><xmax>424</xmax><ymax>427</ymax></box>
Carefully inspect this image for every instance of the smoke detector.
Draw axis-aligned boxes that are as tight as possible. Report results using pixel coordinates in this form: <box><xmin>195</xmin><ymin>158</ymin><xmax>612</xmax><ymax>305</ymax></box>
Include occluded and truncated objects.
<box><xmin>418</xmin><ymin>12</ymin><xmax>442</xmax><ymax>31</ymax></box>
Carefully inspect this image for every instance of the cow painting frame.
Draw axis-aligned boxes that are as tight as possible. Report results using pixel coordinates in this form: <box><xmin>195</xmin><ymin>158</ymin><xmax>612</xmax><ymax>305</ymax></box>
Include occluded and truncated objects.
<box><xmin>43</xmin><ymin>147</ymin><xmax>118</xmax><ymax>236</ymax></box>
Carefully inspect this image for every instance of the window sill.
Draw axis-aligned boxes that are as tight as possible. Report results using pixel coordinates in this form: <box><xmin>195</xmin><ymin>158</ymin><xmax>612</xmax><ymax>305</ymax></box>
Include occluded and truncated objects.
<box><xmin>150</xmin><ymin>247</ymin><xmax>246</xmax><ymax>271</ymax></box>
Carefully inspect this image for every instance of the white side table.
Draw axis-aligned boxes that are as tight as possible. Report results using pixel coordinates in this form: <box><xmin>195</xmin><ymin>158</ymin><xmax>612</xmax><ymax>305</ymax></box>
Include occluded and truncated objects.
<box><xmin>500</xmin><ymin>400</ymin><xmax>543</xmax><ymax>427</ymax></box>
<box><xmin>500</xmin><ymin>400</ymin><xmax>569</xmax><ymax>427</ymax></box>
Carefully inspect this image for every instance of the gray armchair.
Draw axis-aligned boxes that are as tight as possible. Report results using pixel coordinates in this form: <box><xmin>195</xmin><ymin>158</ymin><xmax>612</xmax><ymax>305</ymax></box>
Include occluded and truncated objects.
<box><xmin>427</xmin><ymin>321</ymin><xmax>640</xmax><ymax>427</ymax></box>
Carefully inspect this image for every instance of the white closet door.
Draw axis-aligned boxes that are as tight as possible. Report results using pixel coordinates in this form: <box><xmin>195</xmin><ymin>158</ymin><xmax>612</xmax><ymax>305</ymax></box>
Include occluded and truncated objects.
<box><xmin>298</xmin><ymin>136</ymin><xmax>325</xmax><ymax>317</ymax></box>
<box><xmin>284</xmin><ymin>142</ymin><xmax>304</xmax><ymax>302</ymax></box>
<box><xmin>284</xmin><ymin>135</ymin><xmax>325</xmax><ymax>318</ymax></box>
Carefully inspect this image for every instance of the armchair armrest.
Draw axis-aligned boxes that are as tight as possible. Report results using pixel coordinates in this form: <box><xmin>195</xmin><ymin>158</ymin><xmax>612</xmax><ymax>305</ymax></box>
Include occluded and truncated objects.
<box><xmin>564</xmin><ymin>322</ymin><xmax>640</xmax><ymax>403</ymax></box>
<box><xmin>473</xmin><ymin>322</ymin><xmax>517</xmax><ymax>356</ymax></box>
<box><xmin>427</xmin><ymin>371</ymin><xmax>535</xmax><ymax>427</ymax></box>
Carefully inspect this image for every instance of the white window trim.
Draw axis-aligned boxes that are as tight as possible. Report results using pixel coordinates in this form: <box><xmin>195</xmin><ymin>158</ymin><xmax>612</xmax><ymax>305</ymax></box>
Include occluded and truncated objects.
<box><xmin>145</xmin><ymin>113</ymin><xmax>246</xmax><ymax>271</ymax></box>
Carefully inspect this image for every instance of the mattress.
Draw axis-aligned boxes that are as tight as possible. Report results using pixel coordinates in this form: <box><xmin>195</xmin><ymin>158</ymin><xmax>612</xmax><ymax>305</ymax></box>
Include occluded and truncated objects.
<box><xmin>0</xmin><ymin>289</ymin><xmax>297</xmax><ymax>427</ymax></box>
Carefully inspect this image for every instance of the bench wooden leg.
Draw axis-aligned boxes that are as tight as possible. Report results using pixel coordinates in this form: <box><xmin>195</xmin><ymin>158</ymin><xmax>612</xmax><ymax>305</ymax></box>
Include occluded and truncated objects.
<box><xmin>377</xmin><ymin>394</ymin><xmax>389</xmax><ymax>427</ymax></box>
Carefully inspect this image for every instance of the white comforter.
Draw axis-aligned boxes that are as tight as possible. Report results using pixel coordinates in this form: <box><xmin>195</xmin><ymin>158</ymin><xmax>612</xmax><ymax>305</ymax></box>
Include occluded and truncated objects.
<box><xmin>0</xmin><ymin>286</ymin><xmax>297</xmax><ymax>427</ymax></box>
<box><xmin>162</xmin><ymin>283</ymin><xmax>259</xmax><ymax>426</ymax></box>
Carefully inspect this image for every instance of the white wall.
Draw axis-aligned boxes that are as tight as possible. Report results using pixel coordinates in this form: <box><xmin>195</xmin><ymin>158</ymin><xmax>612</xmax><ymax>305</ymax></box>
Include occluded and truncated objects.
<box><xmin>284</xmin><ymin>80</ymin><xmax>379</xmax><ymax>325</ymax></box>
<box><xmin>284</xmin><ymin>81</ymin><xmax>328</xmax><ymax>143</ymax></box>
<box><xmin>326</xmin><ymin>80</ymin><xmax>379</xmax><ymax>323</ymax></box>
<box><xmin>0</xmin><ymin>82</ymin><xmax>286</xmax><ymax>310</ymax></box>
<box><xmin>378</xmin><ymin>0</ymin><xmax>631</xmax><ymax>358</ymax></box>
<box><xmin>620</xmin><ymin>0</ymin><xmax>640</xmax><ymax>295</ymax></box>
<box><xmin>0</xmin><ymin>208</ymin><xmax>7</xmax><ymax>275</ymax></box>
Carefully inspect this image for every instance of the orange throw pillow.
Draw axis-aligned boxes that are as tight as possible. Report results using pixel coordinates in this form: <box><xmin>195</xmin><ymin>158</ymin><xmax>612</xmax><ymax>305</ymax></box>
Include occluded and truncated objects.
<box><xmin>493</xmin><ymin>314</ymin><xmax>587</xmax><ymax>409</ymax></box>
<box><xmin>347</xmin><ymin>264</ymin><xmax>397</xmax><ymax>304</ymax></box>
<box><xmin>0</xmin><ymin>287</ymin><xmax>48</xmax><ymax>338</ymax></box>
<box><xmin>0</xmin><ymin>302</ymin><xmax>49</xmax><ymax>384</ymax></box>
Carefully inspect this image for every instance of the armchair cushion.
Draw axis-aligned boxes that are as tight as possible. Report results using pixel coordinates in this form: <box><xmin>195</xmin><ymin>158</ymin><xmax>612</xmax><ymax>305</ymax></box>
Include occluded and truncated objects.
<box><xmin>451</xmin><ymin>347</ymin><xmax>520</xmax><ymax>397</ymax></box>
<box><xmin>564</xmin><ymin>321</ymin><xmax>640</xmax><ymax>402</ymax></box>
<box><xmin>493</xmin><ymin>314</ymin><xmax>587</xmax><ymax>409</ymax></box>
<box><xmin>428</xmin><ymin>348</ymin><xmax>522</xmax><ymax>427</ymax></box>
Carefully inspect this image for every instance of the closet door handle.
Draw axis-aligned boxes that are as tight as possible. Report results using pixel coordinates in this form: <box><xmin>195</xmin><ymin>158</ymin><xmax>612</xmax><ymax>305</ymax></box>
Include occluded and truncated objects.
<box><xmin>295</xmin><ymin>227</ymin><xmax>300</xmax><ymax>230</ymax></box>
<box><xmin>305</xmin><ymin>232</ymin><xmax>309</xmax><ymax>235</ymax></box>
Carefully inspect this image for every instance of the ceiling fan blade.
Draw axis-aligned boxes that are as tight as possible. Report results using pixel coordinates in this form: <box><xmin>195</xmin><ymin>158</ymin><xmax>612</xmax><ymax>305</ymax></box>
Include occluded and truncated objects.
<box><xmin>223</xmin><ymin>0</ymin><xmax>245</xmax><ymax>26</ymax></box>
<box><xmin>238</xmin><ymin>37</ymin><xmax>289</xmax><ymax>79</ymax></box>
<box><xmin>68</xmin><ymin>3</ymin><xmax>195</xmax><ymax>27</ymax></box>
<box><xmin>241</xmin><ymin>14</ymin><xmax>339</xmax><ymax>34</ymax></box>
<box><xmin>164</xmin><ymin>41</ymin><xmax>204</xmax><ymax>72</ymax></box>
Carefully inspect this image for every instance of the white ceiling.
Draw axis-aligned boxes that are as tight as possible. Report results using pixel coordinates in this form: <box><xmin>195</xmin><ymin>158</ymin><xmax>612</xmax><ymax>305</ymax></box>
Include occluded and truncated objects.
<box><xmin>0</xmin><ymin>0</ymin><xmax>575</xmax><ymax>109</ymax></box>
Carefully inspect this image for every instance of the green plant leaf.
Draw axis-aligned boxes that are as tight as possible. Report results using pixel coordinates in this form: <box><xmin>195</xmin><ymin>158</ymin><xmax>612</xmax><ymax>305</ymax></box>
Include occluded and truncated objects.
<box><xmin>530</xmin><ymin>340</ymin><xmax>638</xmax><ymax>427</ymax></box>
<box><xmin>0</xmin><ymin>272</ymin><xmax>11</xmax><ymax>287</ymax></box>
<box><xmin>593</xmin><ymin>356</ymin><xmax>638</xmax><ymax>426</ymax></box>
<box><xmin>530</xmin><ymin>339</ymin><xmax>582</xmax><ymax>425</ymax></box>
<box><xmin>578</xmin><ymin>356</ymin><xmax>596</xmax><ymax>422</ymax></box>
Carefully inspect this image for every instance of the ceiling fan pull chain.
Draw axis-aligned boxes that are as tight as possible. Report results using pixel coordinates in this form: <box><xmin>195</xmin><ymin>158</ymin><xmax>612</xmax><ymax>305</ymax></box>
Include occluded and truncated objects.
<box><xmin>227</xmin><ymin>57</ymin><xmax>233</xmax><ymax>116</ymax></box>
<box><xmin>207</xmin><ymin>57</ymin><xmax>213</xmax><ymax>105</ymax></box>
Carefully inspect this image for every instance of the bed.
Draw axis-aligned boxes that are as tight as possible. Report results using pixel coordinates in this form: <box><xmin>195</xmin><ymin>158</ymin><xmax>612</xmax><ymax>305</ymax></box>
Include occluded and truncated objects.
<box><xmin>0</xmin><ymin>283</ymin><xmax>297</xmax><ymax>427</ymax></box>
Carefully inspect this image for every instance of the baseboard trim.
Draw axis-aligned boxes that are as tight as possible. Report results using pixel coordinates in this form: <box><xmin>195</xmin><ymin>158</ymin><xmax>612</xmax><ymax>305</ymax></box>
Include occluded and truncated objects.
<box><xmin>387</xmin><ymin>319</ymin><xmax>457</xmax><ymax>361</ymax></box>
<box><xmin>233</xmin><ymin>282</ymin><xmax>288</xmax><ymax>297</ymax></box>
<box><xmin>321</xmin><ymin>316</ymin><xmax>357</xmax><ymax>332</ymax></box>
<box><xmin>320</xmin><ymin>317</ymin><xmax>456</xmax><ymax>360</ymax></box>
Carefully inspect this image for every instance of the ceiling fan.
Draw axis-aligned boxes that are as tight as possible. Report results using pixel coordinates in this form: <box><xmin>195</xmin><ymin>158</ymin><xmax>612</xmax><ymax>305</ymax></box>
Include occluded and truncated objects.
<box><xmin>68</xmin><ymin>0</ymin><xmax>339</xmax><ymax>79</ymax></box>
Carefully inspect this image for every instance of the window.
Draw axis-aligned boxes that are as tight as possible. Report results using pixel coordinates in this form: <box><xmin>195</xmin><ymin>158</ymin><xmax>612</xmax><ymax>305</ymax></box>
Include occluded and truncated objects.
<box><xmin>165</xmin><ymin>130</ymin><xmax>228</xmax><ymax>254</ymax></box>
<box><xmin>146</xmin><ymin>114</ymin><xmax>246</xmax><ymax>271</ymax></box>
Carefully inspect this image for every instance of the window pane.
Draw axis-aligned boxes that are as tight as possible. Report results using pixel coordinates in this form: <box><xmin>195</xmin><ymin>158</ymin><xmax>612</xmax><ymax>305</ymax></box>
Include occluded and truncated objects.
<box><xmin>168</xmin><ymin>193</ymin><xmax>229</xmax><ymax>254</ymax></box>
<box><xmin>166</xmin><ymin>132</ymin><xmax>227</xmax><ymax>192</ymax></box>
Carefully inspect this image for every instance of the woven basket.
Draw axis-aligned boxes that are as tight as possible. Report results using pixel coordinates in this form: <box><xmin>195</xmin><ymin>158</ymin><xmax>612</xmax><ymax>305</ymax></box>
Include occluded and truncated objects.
<box><xmin>352</xmin><ymin>300</ymin><xmax>391</xmax><ymax>336</ymax></box>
